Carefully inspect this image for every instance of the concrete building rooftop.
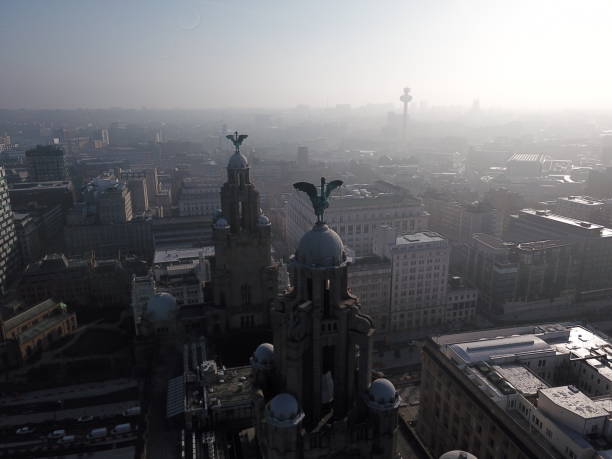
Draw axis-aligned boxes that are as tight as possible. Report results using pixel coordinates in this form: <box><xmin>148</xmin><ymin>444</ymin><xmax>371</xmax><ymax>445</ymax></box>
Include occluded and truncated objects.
<box><xmin>153</xmin><ymin>246</ymin><xmax>214</xmax><ymax>264</ymax></box>
<box><xmin>540</xmin><ymin>386</ymin><xmax>608</xmax><ymax>418</ymax></box>
<box><xmin>521</xmin><ymin>209</ymin><xmax>609</xmax><ymax>233</ymax></box>
<box><xmin>472</xmin><ymin>233</ymin><xmax>511</xmax><ymax>250</ymax></box>
<box><xmin>559</xmin><ymin>196</ymin><xmax>604</xmax><ymax>206</ymax></box>
<box><xmin>493</xmin><ymin>363</ymin><xmax>549</xmax><ymax>396</ymax></box>
<box><xmin>206</xmin><ymin>365</ymin><xmax>253</xmax><ymax>406</ymax></box>
<box><xmin>508</xmin><ymin>153</ymin><xmax>546</xmax><ymax>163</ymax></box>
<box><xmin>395</xmin><ymin>231</ymin><xmax>445</xmax><ymax>245</ymax></box>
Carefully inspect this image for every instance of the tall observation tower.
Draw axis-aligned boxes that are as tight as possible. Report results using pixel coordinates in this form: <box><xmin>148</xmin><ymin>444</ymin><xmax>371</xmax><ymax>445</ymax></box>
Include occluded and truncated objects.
<box><xmin>400</xmin><ymin>87</ymin><xmax>412</xmax><ymax>141</ymax></box>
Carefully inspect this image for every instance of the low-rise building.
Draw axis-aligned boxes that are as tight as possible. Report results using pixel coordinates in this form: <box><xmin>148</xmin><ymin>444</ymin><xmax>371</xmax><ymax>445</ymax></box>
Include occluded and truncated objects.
<box><xmin>0</xmin><ymin>299</ymin><xmax>77</xmax><ymax>362</ymax></box>
<box><xmin>18</xmin><ymin>253</ymin><xmax>133</xmax><ymax>307</ymax></box>
<box><xmin>419</xmin><ymin>323</ymin><xmax>612</xmax><ymax>459</ymax></box>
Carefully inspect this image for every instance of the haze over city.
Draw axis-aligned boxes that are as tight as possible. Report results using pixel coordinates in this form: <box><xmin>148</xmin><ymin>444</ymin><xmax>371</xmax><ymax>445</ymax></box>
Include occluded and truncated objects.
<box><xmin>5</xmin><ymin>2</ymin><xmax>612</xmax><ymax>459</ymax></box>
<box><xmin>3</xmin><ymin>0</ymin><xmax>612</xmax><ymax>110</ymax></box>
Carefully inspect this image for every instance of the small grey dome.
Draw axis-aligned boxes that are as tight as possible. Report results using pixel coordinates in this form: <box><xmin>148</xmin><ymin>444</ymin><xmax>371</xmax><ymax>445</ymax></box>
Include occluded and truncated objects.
<box><xmin>228</xmin><ymin>152</ymin><xmax>248</xmax><ymax>169</ymax></box>
<box><xmin>367</xmin><ymin>378</ymin><xmax>400</xmax><ymax>410</ymax></box>
<box><xmin>147</xmin><ymin>292</ymin><xmax>177</xmax><ymax>322</ymax></box>
<box><xmin>296</xmin><ymin>223</ymin><xmax>345</xmax><ymax>267</ymax></box>
<box><xmin>214</xmin><ymin>217</ymin><xmax>229</xmax><ymax>229</ymax></box>
<box><xmin>258</xmin><ymin>214</ymin><xmax>271</xmax><ymax>226</ymax></box>
<box><xmin>251</xmin><ymin>343</ymin><xmax>274</xmax><ymax>369</ymax></box>
<box><xmin>439</xmin><ymin>451</ymin><xmax>478</xmax><ymax>459</ymax></box>
<box><xmin>265</xmin><ymin>393</ymin><xmax>304</xmax><ymax>427</ymax></box>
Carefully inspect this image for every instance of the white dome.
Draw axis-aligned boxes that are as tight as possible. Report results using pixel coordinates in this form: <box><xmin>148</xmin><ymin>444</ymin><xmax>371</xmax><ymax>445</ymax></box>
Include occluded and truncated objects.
<box><xmin>251</xmin><ymin>343</ymin><xmax>274</xmax><ymax>369</ymax></box>
<box><xmin>258</xmin><ymin>214</ymin><xmax>271</xmax><ymax>226</ymax></box>
<box><xmin>228</xmin><ymin>152</ymin><xmax>248</xmax><ymax>169</ymax></box>
<box><xmin>146</xmin><ymin>292</ymin><xmax>177</xmax><ymax>322</ymax></box>
<box><xmin>214</xmin><ymin>217</ymin><xmax>229</xmax><ymax>229</ymax></box>
<box><xmin>439</xmin><ymin>451</ymin><xmax>478</xmax><ymax>459</ymax></box>
<box><xmin>296</xmin><ymin>223</ymin><xmax>345</xmax><ymax>267</ymax></box>
<box><xmin>265</xmin><ymin>393</ymin><xmax>304</xmax><ymax>427</ymax></box>
<box><xmin>367</xmin><ymin>378</ymin><xmax>400</xmax><ymax>410</ymax></box>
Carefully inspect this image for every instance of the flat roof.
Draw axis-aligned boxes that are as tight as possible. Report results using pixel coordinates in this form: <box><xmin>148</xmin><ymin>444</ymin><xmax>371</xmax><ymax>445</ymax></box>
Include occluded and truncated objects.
<box><xmin>558</xmin><ymin>196</ymin><xmax>604</xmax><ymax>206</ymax></box>
<box><xmin>153</xmin><ymin>246</ymin><xmax>214</xmax><ymax>264</ymax></box>
<box><xmin>540</xmin><ymin>386</ymin><xmax>608</xmax><ymax>418</ymax></box>
<box><xmin>472</xmin><ymin>233</ymin><xmax>510</xmax><ymax>250</ymax></box>
<box><xmin>517</xmin><ymin>240</ymin><xmax>569</xmax><ymax>251</ymax></box>
<box><xmin>508</xmin><ymin>153</ymin><xmax>545</xmax><ymax>163</ymax></box>
<box><xmin>207</xmin><ymin>366</ymin><xmax>252</xmax><ymax>405</ymax></box>
<box><xmin>494</xmin><ymin>364</ymin><xmax>549</xmax><ymax>396</ymax></box>
<box><xmin>449</xmin><ymin>334</ymin><xmax>552</xmax><ymax>364</ymax></box>
<box><xmin>395</xmin><ymin>231</ymin><xmax>446</xmax><ymax>245</ymax></box>
<box><xmin>520</xmin><ymin>209</ymin><xmax>605</xmax><ymax>231</ymax></box>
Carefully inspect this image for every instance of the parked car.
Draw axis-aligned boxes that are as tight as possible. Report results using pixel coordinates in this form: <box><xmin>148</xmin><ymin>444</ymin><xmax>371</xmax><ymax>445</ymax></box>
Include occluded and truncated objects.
<box><xmin>16</xmin><ymin>426</ymin><xmax>35</xmax><ymax>435</ymax></box>
<box><xmin>48</xmin><ymin>429</ymin><xmax>66</xmax><ymax>439</ymax></box>
<box><xmin>111</xmin><ymin>423</ymin><xmax>131</xmax><ymax>435</ymax></box>
<box><xmin>122</xmin><ymin>406</ymin><xmax>141</xmax><ymax>417</ymax></box>
<box><xmin>87</xmin><ymin>427</ymin><xmax>107</xmax><ymax>439</ymax></box>
<box><xmin>58</xmin><ymin>435</ymin><xmax>76</xmax><ymax>443</ymax></box>
<box><xmin>77</xmin><ymin>415</ymin><xmax>94</xmax><ymax>423</ymax></box>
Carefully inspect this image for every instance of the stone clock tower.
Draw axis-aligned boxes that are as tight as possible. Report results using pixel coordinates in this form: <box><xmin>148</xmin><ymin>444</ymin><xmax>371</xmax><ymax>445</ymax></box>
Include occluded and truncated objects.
<box><xmin>212</xmin><ymin>132</ymin><xmax>278</xmax><ymax>331</ymax></box>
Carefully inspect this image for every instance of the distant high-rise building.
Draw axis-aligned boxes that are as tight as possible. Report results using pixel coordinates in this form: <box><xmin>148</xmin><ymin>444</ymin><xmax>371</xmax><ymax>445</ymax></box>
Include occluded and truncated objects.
<box><xmin>177</xmin><ymin>178</ymin><xmax>220</xmax><ymax>218</ymax></box>
<box><xmin>296</xmin><ymin>146</ymin><xmax>309</xmax><ymax>168</ymax></box>
<box><xmin>0</xmin><ymin>135</ymin><xmax>12</xmax><ymax>153</ymax></box>
<box><xmin>212</xmin><ymin>132</ymin><xmax>278</xmax><ymax>331</ymax></box>
<box><xmin>424</xmin><ymin>193</ymin><xmax>501</xmax><ymax>243</ymax></box>
<box><xmin>126</xmin><ymin>177</ymin><xmax>149</xmax><ymax>214</ymax></box>
<box><xmin>505</xmin><ymin>153</ymin><xmax>548</xmax><ymax>178</ymax></box>
<box><xmin>506</xmin><ymin>209</ymin><xmax>612</xmax><ymax>292</ymax></box>
<box><xmin>601</xmin><ymin>130</ymin><xmax>612</xmax><ymax>165</ymax></box>
<box><xmin>0</xmin><ymin>168</ymin><xmax>19</xmax><ymax>295</ymax></box>
<box><xmin>25</xmin><ymin>145</ymin><xmax>67</xmax><ymax>182</ymax></box>
<box><xmin>100</xmin><ymin>128</ymin><xmax>110</xmax><ymax>145</ymax></box>
<box><xmin>400</xmin><ymin>87</ymin><xmax>412</xmax><ymax>140</ymax></box>
<box><xmin>374</xmin><ymin>228</ymin><xmax>452</xmax><ymax>330</ymax></box>
<box><xmin>97</xmin><ymin>184</ymin><xmax>133</xmax><ymax>224</ymax></box>
<box><xmin>556</xmin><ymin>195</ymin><xmax>608</xmax><ymax>225</ymax></box>
<box><xmin>466</xmin><ymin>233</ymin><xmax>573</xmax><ymax>314</ymax></box>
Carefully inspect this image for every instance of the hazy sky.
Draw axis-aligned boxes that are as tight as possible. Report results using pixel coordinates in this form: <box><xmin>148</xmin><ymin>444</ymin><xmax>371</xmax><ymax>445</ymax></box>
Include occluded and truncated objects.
<box><xmin>2</xmin><ymin>0</ymin><xmax>612</xmax><ymax>110</ymax></box>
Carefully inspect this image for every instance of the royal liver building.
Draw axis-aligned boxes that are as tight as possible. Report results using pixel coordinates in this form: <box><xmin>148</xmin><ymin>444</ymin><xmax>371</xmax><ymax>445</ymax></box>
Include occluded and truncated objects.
<box><xmin>250</xmin><ymin>178</ymin><xmax>401</xmax><ymax>458</ymax></box>
<box><xmin>212</xmin><ymin>132</ymin><xmax>278</xmax><ymax>331</ymax></box>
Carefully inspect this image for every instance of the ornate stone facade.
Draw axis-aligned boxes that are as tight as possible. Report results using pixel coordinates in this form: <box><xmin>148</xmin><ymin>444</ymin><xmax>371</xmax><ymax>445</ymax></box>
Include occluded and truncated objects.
<box><xmin>212</xmin><ymin>134</ymin><xmax>278</xmax><ymax>331</ymax></box>
<box><xmin>251</xmin><ymin>219</ymin><xmax>400</xmax><ymax>458</ymax></box>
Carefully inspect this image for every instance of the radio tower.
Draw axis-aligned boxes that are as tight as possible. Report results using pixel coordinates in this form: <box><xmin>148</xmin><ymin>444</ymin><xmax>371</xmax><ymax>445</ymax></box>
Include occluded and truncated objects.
<box><xmin>400</xmin><ymin>87</ymin><xmax>412</xmax><ymax>141</ymax></box>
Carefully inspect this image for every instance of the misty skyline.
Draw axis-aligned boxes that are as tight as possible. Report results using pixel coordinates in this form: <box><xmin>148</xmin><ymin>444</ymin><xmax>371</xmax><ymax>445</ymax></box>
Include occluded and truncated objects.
<box><xmin>2</xmin><ymin>0</ymin><xmax>612</xmax><ymax>110</ymax></box>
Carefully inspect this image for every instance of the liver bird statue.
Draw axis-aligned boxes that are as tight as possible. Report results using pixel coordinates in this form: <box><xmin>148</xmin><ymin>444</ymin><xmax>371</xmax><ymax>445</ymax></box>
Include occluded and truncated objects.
<box><xmin>226</xmin><ymin>131</ymin><xmax>248</xmax><ymax>153</ymax></box>
<box><xmin>293</xmin><ymin>177</ymin><xmax>343</xmax><ymax>223</ymax></box>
